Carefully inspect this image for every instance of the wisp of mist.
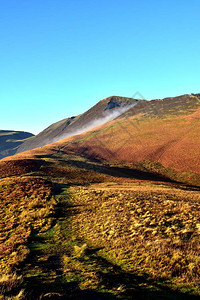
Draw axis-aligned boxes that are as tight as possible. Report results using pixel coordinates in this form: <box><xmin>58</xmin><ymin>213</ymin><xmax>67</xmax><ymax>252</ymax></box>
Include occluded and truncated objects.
<box><xmin>56</xmin><ymin>102</ymin><xmax>137</xmax><ymax>142</ymax></box>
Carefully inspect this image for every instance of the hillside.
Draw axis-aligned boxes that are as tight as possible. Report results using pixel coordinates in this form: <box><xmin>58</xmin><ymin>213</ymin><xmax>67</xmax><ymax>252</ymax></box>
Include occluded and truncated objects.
<box><xmin>0</xmin><ymin>130</ymin><xmax>34</xmax><ymax>159</ymax></box>
<box><xmin>49</xmin><ymin>94</ymin><xmax>200</xmax><ymax>184</ymax></box>
<box><xmin>16</xmin><ymin>96</ymin><xmax>136</xmax><ymax>154</ymax></box>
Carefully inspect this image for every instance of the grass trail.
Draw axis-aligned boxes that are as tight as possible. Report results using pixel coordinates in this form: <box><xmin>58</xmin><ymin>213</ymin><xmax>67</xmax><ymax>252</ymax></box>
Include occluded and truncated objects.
<box><xmin>20</xmin><ymin>184</ymin><xmax>199</xmax><ymax>299</ymax></box>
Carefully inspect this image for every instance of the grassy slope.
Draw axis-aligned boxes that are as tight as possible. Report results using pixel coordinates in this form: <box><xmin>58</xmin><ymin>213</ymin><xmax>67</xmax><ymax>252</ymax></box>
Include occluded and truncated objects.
<box><xmin>47</xmin><ymin>95</ymin><xmax>200</xmax><ymax>185</ymax></box>
<box><xmin>0</xmin><ymin>150</ymin><xmax>200</xmax><ymax>299</ymax></box>
<box><xmin>4</xmin><ymin>94</ymin><xmax>200</xmax><ymax>182</ymax></box>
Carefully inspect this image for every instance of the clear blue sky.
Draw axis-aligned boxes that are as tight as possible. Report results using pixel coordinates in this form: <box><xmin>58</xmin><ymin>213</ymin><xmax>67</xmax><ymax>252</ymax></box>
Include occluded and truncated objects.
<box><xmin>1</xmin><ymin>0</ymin><xmax>200</xmax><ymax>134</ymax></box>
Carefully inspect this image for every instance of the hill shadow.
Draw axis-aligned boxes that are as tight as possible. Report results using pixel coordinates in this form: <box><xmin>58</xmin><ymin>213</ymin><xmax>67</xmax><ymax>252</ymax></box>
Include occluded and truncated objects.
<box><xmin>54</xmin><ymin>158</ymin><xmax>199</xmax><ymax>190</ymax></box>
<box><xmin>24</xmin><ymin>241</ymin><xmax>199</xmax><ymax>300</ymax></box>
<box><xmin>65</xmin><ymin>159</ymin><xmax>178</xmax><ymax>183</ymax></box>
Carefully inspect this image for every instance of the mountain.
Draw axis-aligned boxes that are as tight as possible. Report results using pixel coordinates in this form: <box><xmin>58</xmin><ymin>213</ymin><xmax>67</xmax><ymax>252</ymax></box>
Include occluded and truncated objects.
<box><xmin>3</xmin><ymin>93</ymin><xmax>200</xmax><ymax>181</ymax></box>
<box><xmin>51</xmin><ymin>94</ymin><xmax>200</xmax><ymax>181</ymax></box>
<box><xmin>0</xmin><ymin>130</ymin><xmax>34</xmax><ymax>159</ymax></box>
<box><xmin>5</xmin><ymin>93</ymin><xmax>200</xmax><ymax>182</ymax></box>
<box><xmin>16</xmin><ymin>96</ymin><xmax>137</xmax><ymax>154</ymax></box>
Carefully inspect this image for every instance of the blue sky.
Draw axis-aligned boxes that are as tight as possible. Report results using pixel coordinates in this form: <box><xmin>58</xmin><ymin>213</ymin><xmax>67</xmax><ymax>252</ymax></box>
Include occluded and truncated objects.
<box><xmin>1</xmin><ymin>0</ymin><xmax>200</xmax><ymax>134</ymax></box>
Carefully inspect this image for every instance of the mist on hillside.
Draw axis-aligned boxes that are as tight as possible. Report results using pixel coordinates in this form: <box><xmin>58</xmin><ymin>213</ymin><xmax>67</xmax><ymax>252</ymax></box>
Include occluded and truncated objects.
<box><xmin>53</xmin><ymin>102</ymin><xmax>136</xmax><ymax>143</ymax></box>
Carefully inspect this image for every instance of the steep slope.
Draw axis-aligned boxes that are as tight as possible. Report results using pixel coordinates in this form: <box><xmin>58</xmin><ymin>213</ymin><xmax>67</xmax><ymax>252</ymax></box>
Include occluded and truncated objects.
<box><xmin>0</xmin><ymin>130</ymin><xmax>34</xmax><ymax>159</ymax></box>
<box><xmin>16</xmin><ymin>96</ymin><xmax>137</xmax><ymax>154</ymax></box>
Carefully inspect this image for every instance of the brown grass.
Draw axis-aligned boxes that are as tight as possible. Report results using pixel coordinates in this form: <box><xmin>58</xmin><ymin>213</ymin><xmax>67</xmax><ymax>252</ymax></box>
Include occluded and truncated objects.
<box><xmin>68</xmin><ymin>182</ymin><xmax>200</xmax><ymax>292</ymax></box>
<box><xmin>0</xmin><ymin>176</ymin><xmax>55</xmax><ymax>296</ymax></box>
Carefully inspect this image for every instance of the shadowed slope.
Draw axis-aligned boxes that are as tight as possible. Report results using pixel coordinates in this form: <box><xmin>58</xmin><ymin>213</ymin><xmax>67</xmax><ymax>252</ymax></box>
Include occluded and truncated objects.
<box><xmin>0</xmin><ymin>130</ymin><xmax>34</xmax><ymax>159</ymax></box>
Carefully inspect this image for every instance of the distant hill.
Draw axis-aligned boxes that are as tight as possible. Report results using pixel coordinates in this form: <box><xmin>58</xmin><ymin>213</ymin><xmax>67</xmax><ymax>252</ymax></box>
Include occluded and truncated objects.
<box><xmin>0</xmin><ymin>130</ymin><xmax>34</xmax><ymax>159</ymax></box>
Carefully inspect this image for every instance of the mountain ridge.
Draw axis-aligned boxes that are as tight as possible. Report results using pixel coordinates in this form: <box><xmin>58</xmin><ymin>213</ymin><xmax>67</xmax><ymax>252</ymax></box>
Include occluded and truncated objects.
<box><xmin>1</xmin><ymin>93</ymin><xmax>200</xmax><ymax>164</ymax></box>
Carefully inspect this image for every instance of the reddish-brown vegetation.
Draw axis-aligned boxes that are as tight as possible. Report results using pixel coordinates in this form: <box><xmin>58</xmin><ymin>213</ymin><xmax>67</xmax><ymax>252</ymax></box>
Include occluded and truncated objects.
<box><xmin>0</xmin><ymin>94</ymin><xmax>200</xmax><ymax>298</ymax></box>
<box><xmin>0</xmin><ymin>159</ymin><xmax>42</xmax><ymax>178</ymax></box>
<box><xmin>54</xmin><ymin>107</ymin><xmax>200</xmax><ymax>183</ymax></box>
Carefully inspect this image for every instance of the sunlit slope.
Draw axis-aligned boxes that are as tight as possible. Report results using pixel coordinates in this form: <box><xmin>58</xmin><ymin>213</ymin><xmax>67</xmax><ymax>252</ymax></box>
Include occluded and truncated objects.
<box><xmin>16</xmin><ymin>96</ymin><xmax>136</xmax><ymax>153</ymax></box>
<box><xmin>53</xmin><ymin>94</ymin><xmax>200</xmax><ymax>175</ymax></box>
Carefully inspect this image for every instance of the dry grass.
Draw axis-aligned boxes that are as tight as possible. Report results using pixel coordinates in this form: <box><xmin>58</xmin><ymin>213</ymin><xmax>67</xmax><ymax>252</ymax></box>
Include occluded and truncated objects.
<box><xmin>68</xmin><ymin>182</ymin><xmax>200</xmax><ymax>293</ymax></box>
<box><xmin>0</xmin><ymin>273</ymin><xmax>23</xmax><ymax>294</ymax></box>
<box><xmin>0</xmin><ymin>176</ymin><xmax>56</xmax><ymax>297</ymax></box>
<box><xmin>0</xmin><ymin>289</ymin><xmax>26</xmax><ymax>300</ymax></box>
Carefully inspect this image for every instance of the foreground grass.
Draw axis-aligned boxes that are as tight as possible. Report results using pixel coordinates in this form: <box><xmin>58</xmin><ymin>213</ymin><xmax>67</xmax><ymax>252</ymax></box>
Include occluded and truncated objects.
<box><xmin>0</xmin><ymin>176</ymin><xmax>56</xmax><ymax>298</ymax></box>
<box><xmin>20</xmin><ymin>185</ymin><xmax>200</xmax><ymax>299</ymax></box>
<box><xmin>68</xmin><ymin>182</ymin><xmax>200</xmax><ymax>297</ymax></box>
